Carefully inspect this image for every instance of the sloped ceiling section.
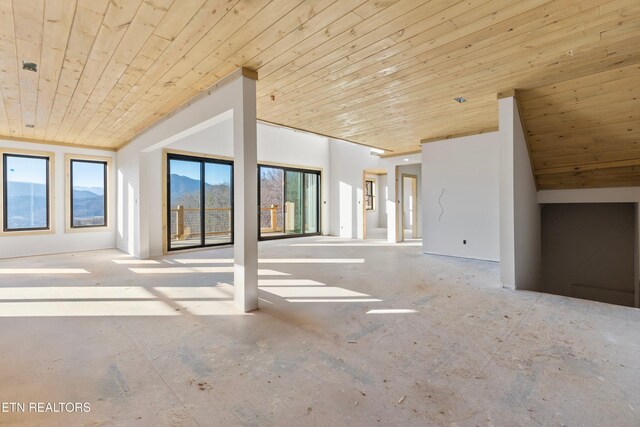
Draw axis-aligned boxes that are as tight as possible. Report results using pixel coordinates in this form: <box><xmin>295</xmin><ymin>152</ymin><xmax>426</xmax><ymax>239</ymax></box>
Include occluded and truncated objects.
<box><xmin>519</xmin><ymin>64</ymin><xmax>640</xmax><ymax>190</ymax></box>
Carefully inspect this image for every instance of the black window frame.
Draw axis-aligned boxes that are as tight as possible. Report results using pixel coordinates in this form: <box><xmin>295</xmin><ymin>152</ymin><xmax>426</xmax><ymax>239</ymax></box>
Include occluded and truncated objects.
<box><xmin>258</xmin><ymin>164</ymin><xmax>321</xmax><ymax>241</ymax></box>
<box><xmin>2</xmin><ymin>153</ymin><xmax>51</xmax><ymax>232</ymax></box>
<box><xmin>365</xmin><ymin>179</ymin><xmax>375</xmax><ymax>210</ymax></box>
<box><xmin>70</xmin><ymin>159</ymin><xmax>108</xmax><ymax>229</ymax></box>
<box><xmin>166</xmin><ymin>153</ymin><xmax>234</xmax><ymax>252</ymax></box>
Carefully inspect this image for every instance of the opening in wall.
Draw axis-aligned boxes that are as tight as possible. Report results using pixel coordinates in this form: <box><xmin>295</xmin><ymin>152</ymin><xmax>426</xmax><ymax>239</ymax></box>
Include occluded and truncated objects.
<box><xmin>167</xmin><ymin>153</ymin><xmax>233</xmax><ymax>251</ymax></box>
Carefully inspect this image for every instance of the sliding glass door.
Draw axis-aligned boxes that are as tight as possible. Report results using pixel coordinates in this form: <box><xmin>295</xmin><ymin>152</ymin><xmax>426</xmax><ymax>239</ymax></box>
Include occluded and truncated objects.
<box><xmin>259</xmin><ymin>165</ymin><xmax>320</xmax><ymax>240</ymax></box>
<box><xmin>167</xmin><ymin>154</ymin><xmax>233</xmax><ymax>251</ymax></box>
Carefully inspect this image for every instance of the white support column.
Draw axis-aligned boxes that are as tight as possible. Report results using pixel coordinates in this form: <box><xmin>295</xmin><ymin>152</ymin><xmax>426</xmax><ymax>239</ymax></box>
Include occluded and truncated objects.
<box><xmin>499</xmin><ymin>96</ymin><xmax>516</xmax><ymax>288</ymax></box>
<box><xmin>499</xmin><ymin>94</ymin><xmax>541</xmax><ymax>291</ymax></box>
<box><xmin>233</xmin><ymin>71</ymin><xmax>259</xmax><ymax>312</ymax></box>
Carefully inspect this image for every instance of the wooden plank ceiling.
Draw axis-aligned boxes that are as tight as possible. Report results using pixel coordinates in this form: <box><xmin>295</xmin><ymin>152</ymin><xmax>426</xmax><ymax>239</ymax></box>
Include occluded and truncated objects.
<box><xmin>0</xmin><ymin>0</ymin><xmax>638</xmax><ymax>189</ymax></box>
<box><xmin>519</xmin><ymin>63</ymin><xmax>640</xmax><ymax>189</ymax></box>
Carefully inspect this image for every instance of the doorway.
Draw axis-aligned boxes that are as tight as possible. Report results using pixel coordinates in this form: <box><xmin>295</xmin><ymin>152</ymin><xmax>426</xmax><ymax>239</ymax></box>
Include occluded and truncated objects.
<box><xmin>401</xmin><ymin>174</ymin><xmax>418</xmax><ymax>241</ymax></box>
<box><xmin>363</xmin><ymin>170</ymin><xmax>388</xmax><ymax>240</ymax></box>
<box><xmin>258</xmin><ymin>165</ymin><xmax>321</xmax><ymax>240</ymax></box>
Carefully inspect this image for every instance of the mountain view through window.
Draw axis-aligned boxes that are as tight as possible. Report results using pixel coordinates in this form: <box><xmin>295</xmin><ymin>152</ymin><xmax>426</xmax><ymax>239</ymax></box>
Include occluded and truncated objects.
<box><xmin>4</xmin><ymin>154</ymin><xmax>49</xmax><ymax>231</ymax></box>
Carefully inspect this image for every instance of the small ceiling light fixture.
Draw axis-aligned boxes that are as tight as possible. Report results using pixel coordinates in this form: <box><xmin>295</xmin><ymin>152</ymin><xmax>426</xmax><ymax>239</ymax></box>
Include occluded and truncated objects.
<box><xmin>370</xmin><ymin>147</ymin><xmax>385</xmax><ymax>155</ymax></box>
<box><xmin>454</xmin><ymin>97</ymin><xmax>466</xmax><ymax>103</ymax></box>
<box><xmin>22</xmin><ymin>61</ymin><xmax>37</xmax><ymax>72</ymax></box>
<box><xmin>403</xmin><ymin>158</ymin><xmax>409</xmax><ymax>162</ymax></box>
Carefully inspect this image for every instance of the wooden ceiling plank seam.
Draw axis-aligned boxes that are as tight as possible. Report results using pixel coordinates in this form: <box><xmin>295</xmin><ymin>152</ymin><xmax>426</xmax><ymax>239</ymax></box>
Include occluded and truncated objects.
<box><xmin>518</xmin><ymin>64</ymin><xmax>640</xmax><ymax>101</ymax></box>
<box><xmin>529</xmin><ymin>130</ymin><xmax>639</xmax><ymax>148</ymax></box>
<box><xmin>52</xmin><ymin>0</ymin><xmax>147</xmax><ymax>143</ymax></box>
<box><xmin>519</xmin><ymin>74</ymin><xmax>640</xmax><ymax>110</ymax></box>
<box><xmin>104</xmin><ymin>0</ymin><xmax>303</xmax><ymax>141</ymax></box>
<box><xmin>0</xmin><ymin>0</ymin><xmax>22</xmax><ymax>136</ymax></box>
<box><xmin>74</xmin><ymin>33</ymin><xmax>173</xmax><ymax>145</ymax></box>
<box><xmin>256</xmin><ymin>0</ymin><xmax>472</xmax><ymax>97</ymax></box>
<box><xmin>523</xmin><ymin>97</ymin><xmax>640</xmax><ymax>129</ymax></box>
<box><xmin>257</xmin><ymin>0</ymin><xmax>486</xmax><ymax>110</ymax></box>
<box><xmin>88</xmin><ymin>0</ymin><xmax>245</xmax><ymax>139</ymax></box>
<box><xmin>74</xmin><ymin>0</ymin><xmax>243</xmax><ymax>143</ymax></box>
<box><xmin>266</xmin><ymin>0</ymin><xmax>632</xmax><ymax>118</ymax></box>
<box><xmin>13</xmin><ymin>0</ymin><xmax>45</xmax><ymax>139</ymax></box>
<box><xmin>528</xmin><ymin>117</ymin><xmax>639</xmax><ymax>138</ymax></box>
<box><xmin>353</xmin><ymin>0</ymin><xmax>401</xmax><ymax>20</ymax></box>
<box><xmin>59</xmin><ymin>0</ymin><xmax>174</xmax><ymax>144</ymax></box>
<box><xmin>152</xmin><ymin>0</ymin><xmax>207</xmax><ymax>42</ymax></box>
<box><xmin>262</xmin><ymin>2</ymin><xmax>628</xmax><ymax>122</ymax></box>
<box><xmin>273</xmin><ymin>18</ymin><xmax>640</xmax><ymax>131</ymax></box>
<box><xmin>535</xmin><ymin>158</ymin><xmax>640</xmax><ymax>176</ymax></box>
<box><xmin>520</xmin><ymin>89</ymin><xmax>639</xmax><ymax>122</ymax></box>
<box><xmin>253</xmin><ymin>0</ymin><xmax>433</xmax><ymax>83</ymax></box>
<box><xmin>72</xmin><ymin>35</ymin><xmax>173</xmax><ymax>145</ymax></box>
<box><xmin>174</xmin><ymin>0</ymin><xmax>339</xmax><ymax>91</ymax></box>
<box><xmin>33</xmin><ymin>0</ymin><xmax>77</xmax><ymax>141</ymax></box>
<box><xmin>183</xmin><ymin>0</ymin><xmax>356</xmax><ymax>92</ymax></box>
<box><xmin>43</xmin><ymin>0</ymin><xmax>109</xmax><ymax>142</ymax></box>
<box><xmin>259</xmin><ymin>0</ymin><xmax>551</xmax><ymax>112</ymax></box>
<box><xmin>125</xmin><ymin>0</ymin><xmax>272</xmax><ymax>100</ymax></box>
<box><xmin>258</xmin><ymin>0</ymin><xmax>600</xmax><ymax>122</ymax></box>
<box><xmin>327</xmin><ymin>108</ymin><xmax>496</xmax><ymax>140</ymax></box>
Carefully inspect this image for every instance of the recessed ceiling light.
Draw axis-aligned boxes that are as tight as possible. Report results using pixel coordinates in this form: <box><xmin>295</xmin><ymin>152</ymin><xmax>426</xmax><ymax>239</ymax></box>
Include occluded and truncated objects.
<box><xmin>370</xmin><ymin>148</ymin><xmax>385</xmax><ymax>155</ymax></box>
<box><xmin>22</xmin><ymin>61</ymin><xmax>37</xmax><ymax>72</ymax></box>
<box><xmin>454</xmin><ymin>97</ymin><xmax>466</xmax><ymax>103</ymax></box>
<box><xmin>403</xmin><ymin>158</ymin><xmax>409</xmax><ymax>162</ymax></box>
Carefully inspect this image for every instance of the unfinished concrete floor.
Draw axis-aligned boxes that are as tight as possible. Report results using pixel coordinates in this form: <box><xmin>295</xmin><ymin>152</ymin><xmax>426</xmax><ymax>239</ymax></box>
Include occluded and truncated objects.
<box><xmin>0</xmin><ymin>236</ymin><xmax>639</xmax><ymax>426</ymax></box>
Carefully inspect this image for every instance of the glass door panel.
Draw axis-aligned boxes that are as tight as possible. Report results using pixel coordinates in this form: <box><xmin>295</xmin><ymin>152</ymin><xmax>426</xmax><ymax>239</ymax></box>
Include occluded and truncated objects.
<box><xmin>259</xmin><ymin>167</ymin><xmax>285</xmax><ymax>237</ymax></box>
<box><xmin>204</xmin><ymin>162</ymin><xmax>233</xmax><ymax>246</ymax></box>
<box><xmin>284</xmin><ymin>170</ymin><xmax>303</xmax><ymax>235</ymax></box>
<box><xmin>168</xmin><ymin>158</ymin><xmax>202</xmax><ymax>250</ymax></box>
<box><xmin>258</xmin><ymin>165</ymin><xmax>320</xmax><ymax>240</ymax></box>
<box><xmin>304</xmin><ymin>173</ymin><xmax>319</xmax><ymax>234</ymax></box>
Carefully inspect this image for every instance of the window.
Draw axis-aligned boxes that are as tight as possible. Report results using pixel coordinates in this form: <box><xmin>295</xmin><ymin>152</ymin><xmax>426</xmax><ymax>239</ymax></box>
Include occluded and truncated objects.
<box><xmin>365</xmin><ymin>179</ymin><xmax>375</xmax><ymax>210</ymax></box>
<box><xmin>3</xmin><ymin>153</ymin><xmax>50</xmax><ymax>231</ymax></box>
<box><xmin>167</xmin><ymin>153</ymin><xmax>233</xmax><ymax>251</ymax></box>
<box><xmin>258</xmin><ymin>165</ymin><xmax>321</xmax><ymax>240</ymax></box>
<box><xmin>70</xmin><ymin>159</ymin><xmax>107</xmax><ymax>228</ymax></box>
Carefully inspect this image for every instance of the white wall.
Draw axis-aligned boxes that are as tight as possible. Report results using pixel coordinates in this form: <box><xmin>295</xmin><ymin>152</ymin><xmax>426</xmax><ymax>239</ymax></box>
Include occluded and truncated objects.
<box><xmin>120</xmin><ymin>116</ymin><xmax>331</xmax><ymax>257</ymax></box>
<box><xmin>499</xmin><ymin>97</ymin><xmax>541</xmax><ymax>291</ymax></box>
<box><xmin>328</xmin><ymin>139</ymin><xmax>380</xmax><ymax>239</ymax></box>
<box><xmin>421</xmin><ymin>132</ymin><xmax>500</xmax><ymax>261</ymax></box>
<box><xmin>0</xmin><ymin>139</ymin><xmax>117</xmax><ymax>259</ymax></box>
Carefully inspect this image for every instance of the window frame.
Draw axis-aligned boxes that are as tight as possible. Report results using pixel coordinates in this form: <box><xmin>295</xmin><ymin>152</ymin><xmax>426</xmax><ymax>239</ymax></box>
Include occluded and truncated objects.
<box><xmin>365</xmin><ymin>179</ymin><xmax>375</xmax><ymax>211</ymax></box>
<box><xmin>65</xmin><ymin>154</ymin><xmax>112</xmax><ymax>233</ymax></box>
<box><xmin>165</xmin><ymin>151</ymin><xmax>234</xmax><ymax>252</ymax></box>
<box><xmin>0</xmin><ymin>149</ymin><xmax>55</xmax><ymax>236</ymax></box>
<box><xmin>69</xmin><ymin>158</ymin><xmax>108</xmax><ymax>229</ymax></box>
<box><xmin>257</xmin><ymin>163</ymin><xmax>322</xmax><ymax>241</ymax></box>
